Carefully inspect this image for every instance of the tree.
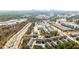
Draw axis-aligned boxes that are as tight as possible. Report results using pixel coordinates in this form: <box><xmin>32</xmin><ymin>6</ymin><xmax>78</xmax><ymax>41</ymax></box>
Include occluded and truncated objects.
<box><xmin>54</xmin><ymin>41</ymin><xmax>79</xmax><ymax>49</ymax></box>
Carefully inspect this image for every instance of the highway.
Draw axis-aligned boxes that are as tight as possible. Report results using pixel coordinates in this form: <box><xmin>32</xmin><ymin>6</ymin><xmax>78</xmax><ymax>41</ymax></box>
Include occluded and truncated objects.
<box><xmin>3</xmin><ymin>23</ymin><xmax>32</xmax><ymax>49</ymax></box>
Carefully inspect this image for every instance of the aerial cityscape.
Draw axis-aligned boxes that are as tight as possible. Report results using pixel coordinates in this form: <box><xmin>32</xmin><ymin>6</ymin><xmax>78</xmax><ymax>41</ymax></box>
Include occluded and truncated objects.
<box><xmin>1</xmin><ymin>0</ymin><xmax>79</xmax><ymax>59</ymax></box>
<box><xmin>0</xmin><ymin>10</ymin><xmax>78</xmax><ymax>49</ymax></box>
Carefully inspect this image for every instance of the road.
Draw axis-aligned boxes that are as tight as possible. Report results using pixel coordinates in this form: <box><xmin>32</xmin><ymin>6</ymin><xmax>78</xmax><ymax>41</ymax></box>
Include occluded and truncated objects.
<box><xmin>3</xmin><ymin>23</ymin><xmax>32</xmax><ymax>49</ymax></box>
<box><xmin>48</xmin><ymin>22</ymin><xmax>64</xmax><ymax>36</ymax></box>
<box><xmin>48</xmin><ymin>21</ymin><xmax>79</xmax><ymax>44</ymax></box>
<box><xmin>63</xmin><ymin>32</ymin><xmax>79</xmax><ymax>44</ymax></box>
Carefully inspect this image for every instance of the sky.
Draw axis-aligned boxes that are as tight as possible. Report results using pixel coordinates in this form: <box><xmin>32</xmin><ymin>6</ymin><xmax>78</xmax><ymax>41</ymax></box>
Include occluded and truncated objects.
<box><xmin>0</xmin><ymin>0</ymin><xmax>79</xmax><ymax>11</ymax></box>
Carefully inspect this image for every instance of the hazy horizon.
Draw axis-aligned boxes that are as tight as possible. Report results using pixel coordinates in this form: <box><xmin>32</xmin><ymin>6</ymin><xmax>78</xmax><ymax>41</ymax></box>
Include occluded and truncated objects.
<box><xmin>0</xmin><ymin>0</ymin><xmax>79</xmax><ymax>11</ymax></box>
